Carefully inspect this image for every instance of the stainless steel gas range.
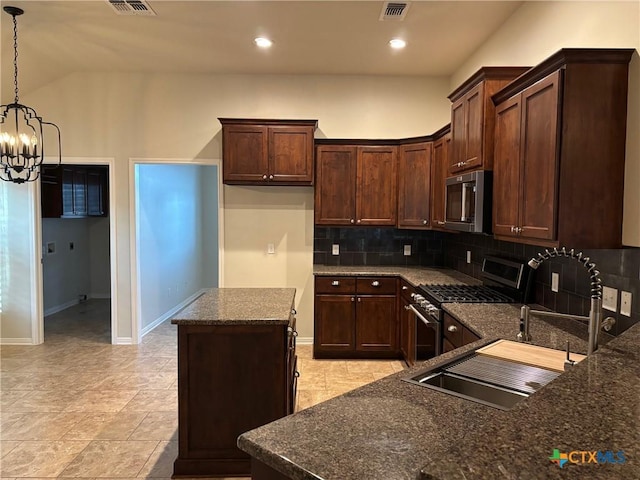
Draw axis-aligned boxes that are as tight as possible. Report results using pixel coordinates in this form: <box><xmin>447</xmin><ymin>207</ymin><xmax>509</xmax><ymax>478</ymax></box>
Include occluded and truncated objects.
<box><xmin>408</xmin><ymin>256</ymin><xmax>531</xmax><ymax>357</ymax></box>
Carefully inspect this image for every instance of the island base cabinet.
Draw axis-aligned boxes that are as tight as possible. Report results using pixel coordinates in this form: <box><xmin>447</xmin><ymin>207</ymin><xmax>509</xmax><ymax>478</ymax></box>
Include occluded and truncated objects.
<box><xmin>251</xmin><ymin>458</ymin><xmax>292</xmax><ymax>480</ymax></box>
<box><xmin>173</xmin><ymin>324</ymin><xmax>290</xmax><ymax>478</ymax></box>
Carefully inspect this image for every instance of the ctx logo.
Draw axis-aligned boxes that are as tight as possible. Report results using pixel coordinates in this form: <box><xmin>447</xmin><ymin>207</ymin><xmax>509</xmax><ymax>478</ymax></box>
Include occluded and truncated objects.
<box><xmin>550</xmin><ymin>449</ymin><xmax>626</xmax><ymax>468</ymax></box>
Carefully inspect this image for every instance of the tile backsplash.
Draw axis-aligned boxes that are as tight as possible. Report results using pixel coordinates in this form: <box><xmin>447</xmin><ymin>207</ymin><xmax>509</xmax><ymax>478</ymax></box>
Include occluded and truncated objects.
<box><xmin>314</xmin><ymin>227</ymin><xmax>640</xmax><ymax>336</ymax></box>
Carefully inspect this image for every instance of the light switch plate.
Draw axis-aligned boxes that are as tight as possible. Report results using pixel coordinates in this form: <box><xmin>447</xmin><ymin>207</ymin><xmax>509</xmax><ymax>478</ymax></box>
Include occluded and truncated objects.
<box><xmin>620</xmin><ymin>291</ymin><xmax>632</xmax><ymax>317</ymax></box>
<box><xmin>404</xmin><ymin>245</ymin><xmax>411</xmax><ymax>256</ymax></box>
<box><xmin>603</xmin><ymin>286</ymin><xmax>618</xmax><ymax>312</ymax></box>
<box><xmin>332</xmin><ymin>244</ymin><xmax>339</xmax><ymax>256</ymax></box>
<box><xmin>466</xmin><ymin>251</ymin><xmax>472</xmax><ymax>264</ymax></box>
<box><xmin>267</xmin><ymin>243</ymin><xmax>275</xmax><ymax>254</ymax></box>
<box><xmin>551</xmin><ymin>272</ymin><xmax>559</xmax><ymax>293</ymax></box>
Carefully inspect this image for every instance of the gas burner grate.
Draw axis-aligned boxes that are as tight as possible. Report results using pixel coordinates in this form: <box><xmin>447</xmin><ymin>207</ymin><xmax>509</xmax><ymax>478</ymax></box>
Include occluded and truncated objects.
<box><xmin>418</xmin><ymin>284</ymin><xmax>516</xmax><ymax>304</ymax></box>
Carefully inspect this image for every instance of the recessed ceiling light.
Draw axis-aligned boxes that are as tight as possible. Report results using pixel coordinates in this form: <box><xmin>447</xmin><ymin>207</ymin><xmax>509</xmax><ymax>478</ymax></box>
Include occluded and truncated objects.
<box><xmin>389</xmin><ymin>38</ymin><xmax>406</xmax><ymax>49</ymax></box>
<box><xmin>254</xmin><ymin>37</ymin><xmax>273</xmax><ymax>48</ymax></box>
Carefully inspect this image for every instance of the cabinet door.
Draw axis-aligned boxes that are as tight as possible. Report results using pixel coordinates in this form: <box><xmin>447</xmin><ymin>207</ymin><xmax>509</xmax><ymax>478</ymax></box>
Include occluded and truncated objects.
<box><xmin>268</xmin><ymin>126</ymin><xmax>314</xmax><ymax>184</ymax></box>
<box><xmin>493</xmin><ymin>95</ymin><xmax>522</xmax><ymax>238</ymax></box>
<box><xmin>87</xmin><ymin>168</ymin><xmax>108</xmax><ymax>216</ymax></box>
<box><xmin>519</xmin><ymin>71</ymin><xmax>561</xmax><ymax>241</ymax></box>
<box><xmin>463</xmin><ymin>82</ymin><xmax>485</xmax><ymax>170</ymax></box>
<box><xmin>314</xmin><ymin>295</ymin><xmax>356</xmax><ymax>353</ymax></box>
<box><xmin>431</xmin><ymin>134</ymin><xmax>449</xmax><ymax>228</ymax></box>
<box><xmin>72</xmin><ymin>168</ymin><xmax>88</xmax><ymax>216</ymax></box>
<box><xmin>356</xmin><ymin>146</ymin><xmax>398</xmax><ymax>226</ymax></box>
<box><xmin>314</xmin><ymin>146</ymin><xmax>357</xmax><ymax>225</ymax></box>
<box><xmin>222</xmin><ymin>125</ymin><xmax>269</xmax><ymax>183</ymax></box>
<box><xmin>355</xmin><ymin>295</ymin><xmax>397</xmax><ymax>353</ymax></box>
<box><xmin>449</xmin><ymin>97</ymin><xmax>466</xmax><ymax>173</ymax></box>
<box><xmin>397</xmin><ymin>142</ymin><xmax>432</xmax><ymax>228</ymax></box>
<box><xmin>41</xmin><ymin>166</ymin><xmax>62</xmax><ymax>218</ymax></box>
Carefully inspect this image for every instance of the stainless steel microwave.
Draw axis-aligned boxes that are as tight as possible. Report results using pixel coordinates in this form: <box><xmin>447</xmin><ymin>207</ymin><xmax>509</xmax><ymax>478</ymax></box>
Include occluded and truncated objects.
<box><xmin>444</xmin><ymin>170</ymin><xmax>492</xmax><ymax>233</ymax></box>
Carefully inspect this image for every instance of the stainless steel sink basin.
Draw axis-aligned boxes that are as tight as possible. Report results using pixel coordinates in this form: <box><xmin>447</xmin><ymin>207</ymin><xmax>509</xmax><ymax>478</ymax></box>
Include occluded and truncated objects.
<box><xmin>404</xmin><ymin>351</ymin><xmax>561</xmax><ymax>410</ymax></box>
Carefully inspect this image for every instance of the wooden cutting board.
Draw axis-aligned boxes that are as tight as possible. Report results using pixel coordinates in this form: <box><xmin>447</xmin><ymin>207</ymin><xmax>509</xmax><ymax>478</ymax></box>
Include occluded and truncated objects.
<box><xmin>476</xmin><ymin>339</ymin><xmax>586</xmax><ymax>372</ymax></box>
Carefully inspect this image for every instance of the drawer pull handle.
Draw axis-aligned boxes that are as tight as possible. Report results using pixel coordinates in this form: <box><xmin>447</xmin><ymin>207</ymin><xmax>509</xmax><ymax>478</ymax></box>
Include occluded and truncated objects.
<box><xmin>447</xmin><ymin>325</ymin><xmax>458</xmax><ymax>333</ymax></box>
<box><xmin>331</xmin><ymin>280</ymin><xmax>340</xmax><ymax>286</ymax></box>
<box><xmin>371</xmin><ymin>281</ymin><xmax>380</xmax><ymax>287</ymax></box>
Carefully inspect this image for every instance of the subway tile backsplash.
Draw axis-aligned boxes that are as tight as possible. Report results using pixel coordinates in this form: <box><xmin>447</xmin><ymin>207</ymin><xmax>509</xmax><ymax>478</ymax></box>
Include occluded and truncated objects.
<box><xmin>314</xmin><ymin>227</ymin><xmax>640</xmax><ymax>336</ymax></box>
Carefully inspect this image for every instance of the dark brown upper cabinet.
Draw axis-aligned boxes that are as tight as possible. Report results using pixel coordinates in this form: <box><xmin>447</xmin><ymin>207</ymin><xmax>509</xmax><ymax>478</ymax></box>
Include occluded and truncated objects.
<box><xmin>430</xmin><ymin>125</ymin><xmax>451</xmax><ymax>230</ymax></box>
<box><xmin>219</xmin><ymin>118</ymin><xmax>317</xmax><ymax>185</ymax></box>
<box><xmin>492</xmin><ymin>48</ymin><xmax>634</xmax><ymax>249</ymax></box>
<box><xmin>315</xmin><ymin>143</ymin><xmax>398</xmax><ymax>226</ymax></box>
<box><xmin>448</xmin><ymin>67</ymin><xmax>530</xmax><ymax>175</ymax></box>
<box><xmin>41</xmin><ymin>165</ymin><xmax>108</xmax><ymax>218</ymax></box>
<box><xmin>397</xmin><ymin>141</ymin><xmax>433</xmax><ymax>229</ymax></box>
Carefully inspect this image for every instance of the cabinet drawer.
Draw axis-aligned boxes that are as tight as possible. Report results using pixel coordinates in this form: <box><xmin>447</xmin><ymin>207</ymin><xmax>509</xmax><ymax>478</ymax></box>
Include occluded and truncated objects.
<box><xmin>462</xmin><ymin>326</ymin><xmax>480</xmax><ymax>345</ymax></box>
<box><xmin>443</xmin><ymin>313</ymin><xmax>463</xmax><ymax>347</ymax></box>
<box><xmin>315</xmin><ymin>276</ymin><xmax>356</xmax><ymax>294</ymax></box>
<box><xmin>356</xmin><ymin>277</ymin><xmax>397</xmax><ymax>295</ymax></box>
<box><xmin>399</xmin><ymin>280</ymin><xmax>416</xmax><ymax>302</ymax></box>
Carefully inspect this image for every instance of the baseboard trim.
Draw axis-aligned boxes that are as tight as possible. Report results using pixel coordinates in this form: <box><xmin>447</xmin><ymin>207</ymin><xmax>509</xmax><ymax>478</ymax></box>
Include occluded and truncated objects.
<box><xmin>44</xmin><ymin>299</ymin><xmax>79</xmax><ymax>317</ymax></box>
<box><xmin>0</xmin><ymin>337</ymin><xmax>36</xmax><ymax>345</ymax></box>
<box><xmin>141</xmin><ymin>289</ymin><xmax>208</xmax><ymax>338</ymax></box>
<box><xmin>297</xmin><ymin>336</ymin><xmax>313</xmax><ymax>345</ymax></box>
<box><xmin>114</xmin><ymin>336</ymin><xmax>134</xmax><ymax>345</ymax></box>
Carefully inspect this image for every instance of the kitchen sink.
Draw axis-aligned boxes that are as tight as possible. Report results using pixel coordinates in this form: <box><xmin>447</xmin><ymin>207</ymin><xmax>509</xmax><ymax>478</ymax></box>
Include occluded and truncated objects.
<box><xmin>404</xmin><ymin>348</ymin><xmax>562</xmax><ymax>410</ymax></box>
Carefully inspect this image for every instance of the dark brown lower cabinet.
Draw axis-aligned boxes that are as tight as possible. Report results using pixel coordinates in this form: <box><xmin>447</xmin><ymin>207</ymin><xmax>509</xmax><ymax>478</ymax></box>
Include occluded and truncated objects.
<box><xmin>173</xmin><ymin>320</ymin><xmax>296</xmax><ymax>477</ymax></box>
<box><xmin>442</xmin><ymin>312</ymin><xmax>480</xmax><ymax>353</ymax></box>
<box><xmin>314</xmin><ymin>276</ymin><xmax>398</xmax><ymax>359</ymax></box>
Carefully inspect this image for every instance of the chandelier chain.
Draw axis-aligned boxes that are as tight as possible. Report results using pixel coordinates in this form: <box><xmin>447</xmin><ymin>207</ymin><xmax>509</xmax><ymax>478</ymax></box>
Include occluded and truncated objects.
<box><xmin>12</xmin><ymin>13</ymin><xmax>19</xmax><ymax>103</ymax></box>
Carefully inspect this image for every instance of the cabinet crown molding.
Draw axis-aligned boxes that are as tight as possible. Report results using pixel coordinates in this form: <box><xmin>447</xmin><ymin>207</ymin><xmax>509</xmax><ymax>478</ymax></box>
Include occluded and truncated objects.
<box><xmin>448</xmin><ymin>67</ymin><xmax>531</xmax><ymax>102</ymax></box>
<box><xmin>492</xmin><ymin>48</ymin><xmax>635</xmax><ymax>104</ymax></box>
<box><xmin>218</xmin><ymin>118</ymin><xmax>318</xmax><ymax>128</ymax></box>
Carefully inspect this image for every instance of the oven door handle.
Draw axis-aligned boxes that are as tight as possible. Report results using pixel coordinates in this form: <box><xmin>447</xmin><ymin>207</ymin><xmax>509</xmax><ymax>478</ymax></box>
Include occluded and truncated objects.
<box><xmin>408</xmin><ymin>304</ymin><xmax>437</xmax><ymax>326</ymax></box>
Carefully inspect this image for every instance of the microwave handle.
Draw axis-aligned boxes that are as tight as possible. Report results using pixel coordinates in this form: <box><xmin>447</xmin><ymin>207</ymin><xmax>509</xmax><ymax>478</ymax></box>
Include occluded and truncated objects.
<box><xmin>461</xmin><ymin>182</ymin><xmax>472</xmax><ymax>222</ymax></box>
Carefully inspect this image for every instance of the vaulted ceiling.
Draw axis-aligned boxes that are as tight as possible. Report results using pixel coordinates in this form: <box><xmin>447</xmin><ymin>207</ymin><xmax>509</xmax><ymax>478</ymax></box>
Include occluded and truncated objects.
<box><xmin>0</xmin><ymin>1</ymin><xmax>523</xmax><ymax>98</ymax></box>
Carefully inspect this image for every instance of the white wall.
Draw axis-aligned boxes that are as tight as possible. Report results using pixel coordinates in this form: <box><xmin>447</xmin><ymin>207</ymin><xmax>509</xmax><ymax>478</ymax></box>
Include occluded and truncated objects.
<box><xmin>18</xmin><ymin>73</ymin><xmax>449</xmax><ymax>341</ymax></box>
<box><xmin>451</xmin><ymin>0</ymin><xmax>640</xmax><ymax>247</ymax></box>
<box><xmin>137</xmin><ymin>164</ymin><xmax>217</xmax><ymax>329</ymax></box>
<box><xmin>42</xmin><ymin>218</ymin><xmax>91</xmax><ymax>314</ymax></box>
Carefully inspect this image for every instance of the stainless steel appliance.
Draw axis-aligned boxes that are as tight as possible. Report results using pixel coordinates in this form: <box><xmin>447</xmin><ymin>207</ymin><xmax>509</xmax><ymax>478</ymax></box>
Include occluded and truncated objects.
<box><xmin>407</xmin><ymin>256</ymin><xmax>530</xmax><ymax>355</ymax></box>
<box><xmin>444</xmin><ymin>170</ymin><xmax>492</xmax><ymax>233</ymax></box>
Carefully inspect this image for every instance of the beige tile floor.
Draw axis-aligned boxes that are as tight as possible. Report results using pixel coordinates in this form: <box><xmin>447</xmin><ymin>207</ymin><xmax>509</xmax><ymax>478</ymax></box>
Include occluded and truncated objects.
<box><xmin>0</xmin><ymin>299</ymin><xmax>404</xmax><ymax>478</ymax></box>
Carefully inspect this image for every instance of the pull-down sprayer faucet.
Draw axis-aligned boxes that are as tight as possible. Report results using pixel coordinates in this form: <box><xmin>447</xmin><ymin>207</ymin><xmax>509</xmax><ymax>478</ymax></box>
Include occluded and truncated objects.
<box><xmin>517</xmin><ymin>247</ymin><xmax>614</xmax><ymax>355</ymax></box>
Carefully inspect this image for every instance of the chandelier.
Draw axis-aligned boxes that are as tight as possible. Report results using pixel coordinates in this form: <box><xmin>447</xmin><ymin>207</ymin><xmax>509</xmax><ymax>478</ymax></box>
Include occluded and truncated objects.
<box><xmin>0</xmin><ymin>6</ymin><xmax>61</xmax><ymax>184</ymax></box>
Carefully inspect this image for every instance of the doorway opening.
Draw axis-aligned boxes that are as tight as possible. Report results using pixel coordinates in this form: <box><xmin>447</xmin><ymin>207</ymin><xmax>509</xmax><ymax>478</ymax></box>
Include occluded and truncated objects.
<box><xmin>131</xmin><ymin>161</ymin><xmax>221</xmax><ymax>341</ymax></box>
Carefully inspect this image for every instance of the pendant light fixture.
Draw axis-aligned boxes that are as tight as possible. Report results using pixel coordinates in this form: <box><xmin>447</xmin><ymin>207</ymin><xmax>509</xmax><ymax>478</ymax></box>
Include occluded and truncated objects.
<box><xmin>0</xmin><ymin>6</ymin><xmax>61</xmax><ymax>184</ymax></box>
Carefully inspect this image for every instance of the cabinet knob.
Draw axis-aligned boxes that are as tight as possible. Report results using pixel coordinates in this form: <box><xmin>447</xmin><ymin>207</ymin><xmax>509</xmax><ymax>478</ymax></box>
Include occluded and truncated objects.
<box><xmin>437</xmin><ymin>221</ymin><xmax>445</xmax><ymax>225</ymax></box>
<box><xmin>262</xmin><ymin>174</ymin><xmax>268</xmax><ymax>180</ymax></box>
<box><xmin>402</xmin><ymin>286</ymin><xmax>408</xmax><ymax>290</ymax></box>
<box><xmin>357</xmin><ymin>297</ymin><xmax>361</xmax><ymax>302</ymax></box>
<box><xmin>404</xmin><ymin>305</ymin><xmax>412</xmax><ymax>310</ymax></box>
<box><xmin>294</xmin><ymin>371</ymin><xmax>300</xmax><ymax>378</ymax></box>
<box><xmin>331</xmin><ymin>280</ymin><xmax>340</xmax><ymax>286</ymax></box>
<box><xmin>357</xmin><ymin>219</ymin><xmax>361</xmax><ymax>224</ymax></box>
<box><xmin>350</xmin><ymin>219</ymin><xmax>355</xmax><ymax>224</ymax></box>
<box><xmin>448</xmin><ymin>325</ymin><xmax>458</xmax><ymax>333</ymax></box>
<box><xmin>423</xmin><ymin>219</ymin><xmax>428</xmax><ymax>225</ymax></box>
<box><xmin>291</xmin><ymin>308</ymin><xmax>297</xmax><ymax>315</ymax></box>
<box><xmin>269</xmin><ymin>174</ymin><xmax>274</xmax><ymax>180</ymax></box>
<box><xmin>510</xmin><ymin>226</ymin><xmax>515</xmax><ymax>233</ymax></box>
<box><xmin>371</xmin><ymin>281</ymin><xmax>380</xmax><ymax>287</ymax></box>
<box><xmin>351</xmin><ymin>297</ymin><xmax>355</xmax><ymax>302</ymax></box>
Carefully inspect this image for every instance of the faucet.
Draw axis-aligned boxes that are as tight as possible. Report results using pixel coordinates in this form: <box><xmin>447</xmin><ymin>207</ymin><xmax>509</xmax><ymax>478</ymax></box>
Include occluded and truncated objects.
<box><xmin>517</xmin><ymin>247</ymin><xmax>615</xmax><ymax>355</ymax></box>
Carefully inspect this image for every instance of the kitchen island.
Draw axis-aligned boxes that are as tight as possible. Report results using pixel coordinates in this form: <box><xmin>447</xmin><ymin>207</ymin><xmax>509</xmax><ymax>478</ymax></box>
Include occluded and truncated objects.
<box><xmin>238</xmin><ymin>301</ymin><xmax>639</xmax><ymax>480</ymax></box>
<box><xmin>171</xmin><ymin>288</ymin><xmax>297</xmax><ymax>478</ymax></box>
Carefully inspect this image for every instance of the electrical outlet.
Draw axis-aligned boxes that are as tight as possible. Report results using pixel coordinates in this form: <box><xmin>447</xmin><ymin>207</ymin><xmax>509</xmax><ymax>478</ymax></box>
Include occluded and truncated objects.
<box><xmin>332</xmin><ymin>244</ymin><xmax>339</xmax><ymax>256</ymax></box>
<box><xmin>603</xmin><ymin>286</ymin><xmax>618</xmax><ymax>312</ymax></box>
<box><xmin>267</xmin><ymin>243</ymin><xmax>275</xmax><ymax>254</ymax></box>
<box><xmin>466</xmin><ymin>250</ymin><xmax>471</xmax><ymax>264</ymax></box>
<box><xmin>47</xmin><ymin>242</ymin><xmax>56</xmax><ymax>255</ymax></box>
<box><xmin>404</xmin><ymin>245</ymin><xmax>411</xmax><ymax>256</ymax></box>
<box><xmin>620</xmin><ymin>291</ymin><xmax>632</xmax><ymax>317</ymax></box>
<box><xmin>551</xmin><ymin>272</ymin><xmax>559</xmax><ymax>293</ymax></box>
<box><xmin>69</xmin><ymin>242</ymin><xmax>74</xmax><ymax>251</ymax></box>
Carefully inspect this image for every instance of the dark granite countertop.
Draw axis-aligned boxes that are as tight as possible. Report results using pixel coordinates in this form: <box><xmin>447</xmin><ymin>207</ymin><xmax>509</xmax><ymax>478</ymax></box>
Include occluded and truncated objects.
<box><xmin>238</xmin><ymin>302</ymin><xmax>638</xmax><ymax>480</ymax></box>
<box><xmin>171</xmin><ymin>288</ymin><xmax>295</xmax><ymax>325</ymax></box>
<box><xmin>313</xmin><ymin>265</ymin><xmax>481</xmax><ymax>286</ymax></box>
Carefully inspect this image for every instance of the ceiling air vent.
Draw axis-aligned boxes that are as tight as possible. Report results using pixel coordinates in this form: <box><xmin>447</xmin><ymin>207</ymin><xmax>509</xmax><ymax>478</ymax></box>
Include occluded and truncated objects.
<box><xmin>107</xmin><ymin>0</ymin><xmax>156</xmax><ymax>16</ymax></box>
<box><xmin>379</xmin><ymin>2</ymin><xmax>410</xmax><ymax>21</ymax></box>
